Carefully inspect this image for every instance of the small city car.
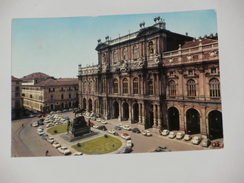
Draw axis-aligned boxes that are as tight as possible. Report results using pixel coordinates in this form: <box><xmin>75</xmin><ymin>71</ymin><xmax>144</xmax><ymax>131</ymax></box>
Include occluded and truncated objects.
<box><xmin>97</xmin><ymin>125</ymin><xmax>107</xmax><ymax>131</ymax></box>
<box><xmin>132</xmin><ymin>128</ymin><xmax>141</xmax><ymax>133</ymax></box>
<box><xmin>72</xmin><ymin>152</ymin><xmax>83</xmax><ymax>156</ymax></box>
<box><xmin>154</xmin><ymin>145</ymin><xmax>171</xmax><ymax>152</ymax></box>
<box><xmin>52</xmin><ymin>141</ymin><xmax>61</xmax><ymax>148</ymax></box>
<box><xmin>119</xmin><ymin>147</ymin><xmax>132</xmax><ymax>154</ymax></box>
<box><xmin>184</xmin><ymin>134</ymin><xmax>192</xmax><ymax>141</ymax></box>
<box><xmin>161</xmin><ymin>129</ymin><xmax>169</xmax><ymax>136</ymax></box>
<box><xmin>58</xmin><ymin>147</ymin><xmax>71</xmax><ymax>155</ymax></box>
<box><xmin>120</xmin><ymin>133</ymin><xmax>131</xmax><ymax>140</ymax></box>
<box><xmin>192</xmin><ymin>136</ymin><xmax>202</xmax><ymax>145</ymax></box>
<box><xmin>168</xmin><ymin>132</ymin><xmax>176</xmax><ymax>139</ymax></box>
<box><xmin>126</xmin><ymin>140</ymin><xmax>133</xmax><ymax>147</ymax></box>
<box><xmin>201</xmin><ymin>139</ymin><xmax>211</xmax><ymax>147</ymax></box>
<box><xmin>176</xmin><ymin>132</ymin><xmax>184</xmax><ymax>139</ymax></box>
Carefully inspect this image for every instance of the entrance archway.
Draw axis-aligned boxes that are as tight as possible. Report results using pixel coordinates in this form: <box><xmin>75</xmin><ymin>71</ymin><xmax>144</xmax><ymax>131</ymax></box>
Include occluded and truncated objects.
<box><xmin>83</xmin><ymin>98</ymin><xmax>86</xmax><ymax>109</ymax></box>
<box><xmin>122</xmin><ymin>102</ymin><xmax>129</xmax><ymax>121</ymax></box>
<box><xmin>88</xmin><ymin>99</ymin><xmax>92</xmax><ymax>112</ymax></box>
<box><xmin>186</xmin><ymin>108</ymin><xmax>200</xmax><ymax>134</ymax></box>
<box><xmin>168</xmin><ymin>107</ymin><xmax>179</xmax><ymax>131</ymax></box>
<box><xmin>208</xmin><ymin>110</ymin><xmax>223</xmax><ymax>139</ymax></box>
<box><xmin>113</xmin><ymin>101</ymin><xmax>119</xmax><ymax>119</ymax></box>
<box><xmin>132</xmin><ymin>103</ymin><xmax>139</xmax><ymax>123</ymax></box>
<box><xmin>148</xmin><ymin>105</ymin><xmax>154</xmax><ymax>129</ymax></box>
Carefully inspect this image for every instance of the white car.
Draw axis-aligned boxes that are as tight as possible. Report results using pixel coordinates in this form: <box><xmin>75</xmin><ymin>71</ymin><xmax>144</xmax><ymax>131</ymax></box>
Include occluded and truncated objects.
<box><xmin>120</xmin><ymin>133</ymin><xmax>131</xmax><ymax>140</ymax></box>
<box><xmin>141</xmin><ymin>130</ymin><xmax>152</xmax><ymax>136</ymax></box>
<box><xmin>108</xmin><ymin>129</ymin><xmax>116</xmax><ymax>134</ymax></box>
<box><xmin>161</xmin><ymin>129</ymin><xmax>169</xmax><ymax>136</ymax></box>
<box><xmin>58</xmin><ymin>147</ymin><xmax>71</xmax><ymax>155</ymax></box>
<box><xmin>184</xmin><ymin>134</ymin><xmax>192</xmax><ymax>141</ymax></box>
<box><xmin>118</xmin><ymin>123</ymin><xmax>123</xmax><ymax>127</ymax></box>
<box><xmin>37</xmin><ymin>128</ymin><xmax>44</xmax><ymax>135</ymax></box>
<box><xmin>47</xmin><ymin>137</ymin><xmax>54</xmax><ymax>144</ymax></box>
<box><xmin>176</xmin><ymin>132</ymin><xmax>184</xmax><ymax>139</ymax></box>
<box><xmin>52</xmin><ymin>141</ymin><xmax>61</xmax><ymax>148</ymax></box>
<box><xmin>168</xmin><ymin>132</ymin><xmax>176</xmax><ymax>139</ymax></box>
<box><xmin>96</xmin><ymin>118</ymin><xmax>101</xmax><ymax>122</ymax></box>
<box><xmin>123</xmin><ymin>125</ymin><xmax>131</xmax><ymax>131</ymax></box>
<box><xmin>101</xmin><ymin>120</ymin><xmax>107</xmax><ymax>124</ymax></box>
<box><xmin>192</xmin><ymin>136</ymin><xmax>202</xmax><ymax>145</ymax></box>
<box><xmin>72</xmin><ymin>152</ymin><xmax>83</xmax><ymax>156</ymax></box>
<box><xmin>126</xmin><ymin>140</ymin><xmax>133</xmax><ymax>147</ymax></box>
<box><xmin>93</xmin><ymin>125</ymin><xmax>99</xmax><ymax>129</ymax></box>
<box><xmin>32</xmin><ymin>122</ymin><xmax>38</xmax><ymax>127</ymax></box>
<box><xmin>46</xmin><ymin>123</ymin><xmax>53</xmax><ymax>128</ymax></box>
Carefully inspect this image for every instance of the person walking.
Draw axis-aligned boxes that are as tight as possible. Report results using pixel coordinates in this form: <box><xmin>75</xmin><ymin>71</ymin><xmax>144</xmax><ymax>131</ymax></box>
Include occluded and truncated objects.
<box><xmin>45</xmin><ymin>150</ymin><xmax>49</xmax><ymax>156</ymax></box>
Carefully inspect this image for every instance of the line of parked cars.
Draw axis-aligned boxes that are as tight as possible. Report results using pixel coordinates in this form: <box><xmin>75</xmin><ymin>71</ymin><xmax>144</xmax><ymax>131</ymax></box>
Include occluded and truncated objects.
<box><xmin>159</xmin><ymin>129</ymin><xmax>211</xmax><ymax>147</ymax></box>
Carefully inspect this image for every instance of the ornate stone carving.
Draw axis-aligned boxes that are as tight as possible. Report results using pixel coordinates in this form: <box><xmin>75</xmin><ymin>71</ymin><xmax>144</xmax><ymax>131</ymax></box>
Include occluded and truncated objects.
<box><xmin>187</xmin><ymin>55</ymin><xmax>193</xmax><ymax>61</ymax></box>
<box><xmin>209</xmin><ymin>51</ymin><xmax>218</xmax><ymax>58</ymax></box>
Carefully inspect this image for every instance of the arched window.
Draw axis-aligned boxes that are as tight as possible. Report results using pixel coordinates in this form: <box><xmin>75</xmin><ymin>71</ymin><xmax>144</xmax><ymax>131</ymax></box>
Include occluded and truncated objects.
<box><xmin>122</xmin><ymin>78</ymin><xmax>128</xmax><ymax>94</ymax></box>
<box><xmin>169</xmin><ymin>80</ymin><xmax>176</xmax><ymax>96</ymax></box>
<box><xmin>209</xmin><ymin>78</ymin><xmax>220</xmax><ymax>98</ymax></box>
<box><xmin>148</xmin><ymin>79</ymin><xmax>153</xmax><ymax>95</ymax></box>
<box><xmin>148</xmin><ymin>41</ymin><xmax>154</xmax><ymax>54</ymax></box>
<box><xmin>113</xmin><ymin>79</ymin><xmax>118</xmax><ymax>93</ymax></box>
<box><xmin>133</xmin><ymin>77</ymin><xmax>139</xmax><ymax>94</ymax></box>
<box><xmin>187</xmin><ymin>79</ymin><xmax>196</xmax><ymax>97</ymax></box>
<box><xmin>132</xmin><ymin>45</ymin><xmax>138</xmax><ymax>59</ymax></box>
<box><xmin>122</xmin><ymin>48</ymin><xmax>127</xmax><ymax>60</ymax></box>
<box><xmin>61</xmin><ymin>94</ymin><xmax>64</xmax><ymax>99</ymax></box>
<box><xmin>113</xmin><ymin>50</ymin><xmax>118</xmax><ymax>62</ymax></box>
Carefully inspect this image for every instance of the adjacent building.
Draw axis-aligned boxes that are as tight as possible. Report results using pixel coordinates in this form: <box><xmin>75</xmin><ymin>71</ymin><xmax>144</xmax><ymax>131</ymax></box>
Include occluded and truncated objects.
<box><xmin>77</xmin><ymin>17</ymin><xmax>222</xmax><ymax>139</ymax></box>
<box><xmin>11</xmin><ymin>76</ymin><xmax>23</xmax><ymax>119</ymax></box>
<box><xmin>21</xmin><ymin>72</ymin><xmax>79</xmax><ymax>113</ymax></box>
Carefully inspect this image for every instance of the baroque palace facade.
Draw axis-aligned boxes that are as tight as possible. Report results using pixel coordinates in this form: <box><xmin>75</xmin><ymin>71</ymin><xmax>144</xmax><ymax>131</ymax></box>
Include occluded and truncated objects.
<box><xmin>78</xmin><ymin>17</ymin><xmax>222</xmax><ymax>140</ymax></box>
<box><xmin>21</xmin><ymin>72</ymin><xmax>79</xmax><ymax>113</ymax></box>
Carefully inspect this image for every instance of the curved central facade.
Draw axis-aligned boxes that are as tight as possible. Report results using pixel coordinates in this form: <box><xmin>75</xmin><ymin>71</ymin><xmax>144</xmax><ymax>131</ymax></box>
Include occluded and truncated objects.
<box><xmin>78</xmin><ymin>18</ymin><xmax>222</xmax><ymax>139</ymax></box>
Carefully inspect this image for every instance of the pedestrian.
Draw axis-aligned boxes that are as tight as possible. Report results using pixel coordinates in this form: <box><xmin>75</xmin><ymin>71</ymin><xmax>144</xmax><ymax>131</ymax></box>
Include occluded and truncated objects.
<box><xmin>22</xmin><ymin>124</ymin><xmax>24</xmax><ymax>127</ymax></box>
<box><xmin>45</xmin><ymin>150</ymin><xmax>49</xmax><ymax>156</ymax></box>
<box><xmin>30</xmin><ymin>123</ymin><xmax>32</xmax><ymax>127</ymax></box>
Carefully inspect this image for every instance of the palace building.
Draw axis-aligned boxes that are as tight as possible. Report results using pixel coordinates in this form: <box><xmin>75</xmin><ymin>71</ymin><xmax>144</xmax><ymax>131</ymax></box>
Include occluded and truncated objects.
<box><xmin>78</xmin><ymin>17</ymin><xmax>223</xmax><ymax>140</ymax></box>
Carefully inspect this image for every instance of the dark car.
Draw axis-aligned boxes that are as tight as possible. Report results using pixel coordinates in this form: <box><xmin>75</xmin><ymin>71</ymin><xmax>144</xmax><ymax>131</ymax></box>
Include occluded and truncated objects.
<box><xmin>42</xmin><ymin>133</ymin><xmax>49</xmax><ymax>140</ymax></box>
<box><xmin>154</xmin><ymin>145</ymin><xmax>171</xmax><ymax>152</ymax></box>
<box><xmin>119</xmin><ymin>147</ymin><xmax>132</xmax><ymax>154</ymax></box>
<box><xmin>37</xmin><ymin>119</ymin><xmax>44</xmax><ymax>125</ymax></box>
<box><xmin>114</xmin><ymin>126</ymin><xmax>121</xmax><ymax>130</ymax></box>
<box><xmin>97</xmin><ymin>125</ymin><xmax>107</xmax><ymax>131</ymax></box>
<box><xmin>132</xmin><ymin>128</ymin><xmax>141</xmax><ymax>133</ymax></box>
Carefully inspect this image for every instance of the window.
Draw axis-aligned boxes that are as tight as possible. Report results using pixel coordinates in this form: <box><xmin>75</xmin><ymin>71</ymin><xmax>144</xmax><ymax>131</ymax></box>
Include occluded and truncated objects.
<box><xmin>113</xmin><ymin>79</ymin><xmax>118</xmax><ymax>93</ymax></box>
<box><xmin>61</xmin><ymin>94</ymin><xmax>64</xmax><ymax>99</ymax></box>
<box><xmin>122</xmin><ymin>78</ymin><xmax>128</xmax><ymax>94</ymax></box>
<box><xmin>133</xmin><ymin>77</ymin><xmax>139</xmax><ymax>94</ymax></box>
<box><xmin>148</xmin><ymin>80</ymin><xmax>153</xmax><ymax>95</ymax></box>
<box><xmin>169</xmin><ymin>71</ymin><xmax>174</xmax><ymax>77</ymax></box>
<box><xmin>15</xmin><ymin>92</ymin><xmax>19</xmax><ymax>97</ymax></box>
<box><xmin>15</xmin><ymin>86</ymin><xmax>19</xmax><ymax>91</ymax></box>
<box><xmin>113</xmin><ymin>50</ymin><xmax>118</xmax><ymax>62</ymax></box>
<box><xmin>132</xmin><ymin>45</ymin><xmax>139</xmax><ymax>59</ymax></box>
<box><xmin>50</xmin><ymin>95</ymin><xmax>53</xmax><ymax>100</ymax></box>
<box><xmin>187</xmin><ymin>79</ymin><xmax>196</xmax><ymax>97</ymax></box>
<box><xmin>69</xmin><ymin>94</ymin><xmax>71</xmax><ymax>99</ymax></box>
<box><xmin>148</xmin><ymin>41</ymin><xmax>154</xmax><ymax>54</ymax></box>
<box><xmin>209</xmin><ymin>78</ymin><xmax>220</xmax><ymax>98</ymax></box>
<box><xmin>122</xmin><ymin>48</ymin><xmax>127</xmax><ymax>60</ymax></box>
<box><xmin>169</xmin><ymin>80</ymin><xmax>176</xmax><ymax>96</ymax></box>
<box><xmin>188</xmin><ymin>70</ymin><xmax>194</xmax><ymax>76</ymax></box>
<box><xmin>15</xmin><ymin>100</ymin><xmax>21</xmax><ymax>108</ymax></box>
<box><xmin>211</xmin><ymin>68</ymin><xmax>217</xmax><ymax>74</ymax></box>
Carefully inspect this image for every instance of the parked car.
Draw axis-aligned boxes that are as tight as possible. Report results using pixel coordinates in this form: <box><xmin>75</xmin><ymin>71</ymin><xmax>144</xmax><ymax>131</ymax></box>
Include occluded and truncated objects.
<box><xmin>32</xmin><ymin>122</ymin><xmax>38</xmax><ymax>127</ymax></box>
<box><xmin>168</xmin><ymin>132</ymin><xmax>176</xmax><ymax>139</ymax></box>
<box><xmin>141</xmin><ymin>130</ymin><xmax>152</xmax><ymax>136</ymax></box>
<box><xmin>184</xmin><ymin>134</ymin><xmax>192</xmax><ymax>141</ymax></box>
<box><xmin>117</xmin><ymin>123</ymin><xmax>123</xmax><ymax>127</ymax></box>
<box><xmin>108</xmin><ymin>129</ymin><xmax>116</xmax><ymax>135</ymax></box>
<box><xmin>114</xmin><ymin>126</ymin><xmax>122</xmax><ymax>130</ymax></box>
<box><xmin>122</xmin><ymin>125</ymin><xmax>131</xmax><ymax>131</ymax></box>
<box><xmin>87</xmin><ymin>122</ymin><xmax>94</xmax><ymax>127</ymax></box>
<box><xmin>192</xmin><ymin>136</ymin><xmax>202</xmax><ymax>145</ymax></box>
<box><xmin>161</xmin><ymin>129</ymin><xmax>169</xmax><ymax>136</ymax></box>
<box><xmin>47</xmin><ymin>137</ymin><xmax>54</xmax><ymax>144</ymax></box>
<box><xmin>37</xmin><ymin>119</ymin><xmax>44</xmax><ymax>125</ymax></box>
<box><xmin>154</xmin><ymin>145</ymin><xmax>171</xmax><ymax>152</ymax></box>
<box><xmin>37</xmin><ymin>113</ymin><xmax>45</xmax><ymax>118</ymax></box>
<box><xmin>46</xmin><ymin>123</ymin><xmax>53</xmax><ymax>128</ymax></box>
<box><xmin>176</xmin><ymin>132</ymin><xmax>184</xmax><ymax>139</ymax></box>
<box><xmin>201</xmin><ymin>139</ymin><xmax>211</xmax><ymax>147</ymax></box>
<box><xmin>62</xmin><ymin>109</ymin><xmax>69</xmax><ymax>112</ymax></box>
<box><xmin>37</xmin><ymin>128</ymin><xmax>44</xmax><ymax>136</ymax></box>
<box><xmin>120</xmin><ymin>133</ymin><xmax>131</xmax><ymax>140</ymax></box>
<box><xmin>119</xmin><ymin>147</ymin><xmax>132</xmax><ymax>154</ymax></box>
<box><xmin>93</xmin><ymin>125</ymin><xmax>99</xmax><ymax>129</ymax></box>
<box><xmin>97</xmin><ymin>125</ymin><xmax>107</xmax><ymax>131</ymax></box>
<box><xmin>58</xmin><ymin>147</ymin><xmax>71</xmax><ymax>155</ymax></box>
<box><xmin>101</xmin><ymin>120</ymin><xmax>107</xmax><ymax>124</ymax></box>
<box><xmin>52</xmin><ymin>141</ymin><xmax>61</xmax><ymax>148</ymax></box>
<box><xmin>42</xmin><ymin>133</ymin><xmax>49</xmax><ymax>140</ymax></box>
<box><xmin>69</xmin><ymin>108</ymin><xmax>73</xmax><ymax>111</ymax></box>
<box><xmin>72</xmin><ymin>152</ymin><xmax>83</xmax><ymax>156</ymax></box>
<box><xmin>132</xmin><ymin>128</ymin><xmax>141</xmax><ymax>133</ymax></box>
<box><xmin>126</xmin><ymin>140</ymin><xmax>133</xmax><ymax>147</ymax></box>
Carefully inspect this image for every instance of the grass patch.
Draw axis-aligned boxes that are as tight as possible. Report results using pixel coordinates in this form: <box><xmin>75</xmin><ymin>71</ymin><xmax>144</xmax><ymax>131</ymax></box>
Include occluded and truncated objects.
<box><xmin>47</xmin><ymin>124</ymin><xmax>68</xmax><ymax>135</ymax></box>
<box><xmin>72</xmin><ymin>135</ymin><xmax>122</xmax><ymax>154</ymax></box>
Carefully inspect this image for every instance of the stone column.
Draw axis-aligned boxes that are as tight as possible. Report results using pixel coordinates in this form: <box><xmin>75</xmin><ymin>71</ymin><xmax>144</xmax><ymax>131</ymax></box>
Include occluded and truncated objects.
<box><xmin>157</xmin><ymin>104</ymin><xmax>162</xmax><ymax>129</ymax></box>
<box><xmin>141</xmin><ymin>102</ymin><xmax>145</xmax><ymax>126</ymax></box>
<box><xmin>200</xmin><ymin>104</ymin><xmax>207</xmax><ymax>137</ymax></box>
<box><xmin>153</xmin><ymin>104</ymin><xmax>157</xmax><ymax>128</ymax></box>
<box><xmin>138</xmin><ymin>103</ymin><xmax>142</xmax><ymax>123</ymax></box>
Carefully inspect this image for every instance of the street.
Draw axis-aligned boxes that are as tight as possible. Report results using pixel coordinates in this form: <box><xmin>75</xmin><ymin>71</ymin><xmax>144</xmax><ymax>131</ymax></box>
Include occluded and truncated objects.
<box><xmin>12</xmin><ymin>111</ymin><xmax>208</xmax><ymax>158</ymax></box>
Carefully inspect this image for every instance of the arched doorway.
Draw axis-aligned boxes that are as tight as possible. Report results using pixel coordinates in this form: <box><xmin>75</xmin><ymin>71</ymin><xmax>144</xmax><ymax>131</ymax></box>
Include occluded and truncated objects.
<box><xmin>186</xmin><ymin>108</ymin><xmax>200</xmax><ymax>134</ymax></box>
<box><xmin>88</xmin><ymin>99</ymin><xmax>92</xmax><ymax>112</ymax></box>
<box><xmin>208</xmin><ymin>110</ymin><xmax>223</xmax><ymax>140</ymax></box>
<box><xmin>122</xmin><ymin>102</ymin><xmax>129</xmax><ymax>121</ymax></box>
<box><xmin>147</xmin><ymin>105</ymin><xmax>154</xmax><ymax>129</ymax></box>
<box><xmin>61</xmin><ymin>103</ymin><xmax>64</xmax><ymax>109</ymax></box>
<box><xmin>132</xmin><ymin>103</ymin><xmax>139</xmax><ymax>123</ymax></box>
<box><xmin>168</xmin><ymin>107</ymin><xmax>179</xmax><ymax>131</ymax></box>
<box><xmin>83</xmin><ymin>98</ymin><xmax>86</xmax><ymax>109</ymax></box>
<box><xmin>113</xmin><ymin>101</ymin><xmax>119</xmax><ymax>119</ymax></box>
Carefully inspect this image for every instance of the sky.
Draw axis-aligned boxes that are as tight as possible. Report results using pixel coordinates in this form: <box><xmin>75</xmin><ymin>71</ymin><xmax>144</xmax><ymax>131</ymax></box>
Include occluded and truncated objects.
<box><xmin>11</xmin><ymin>9</ymin><xmax>217</xmax><ymax>79</ymax></box>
